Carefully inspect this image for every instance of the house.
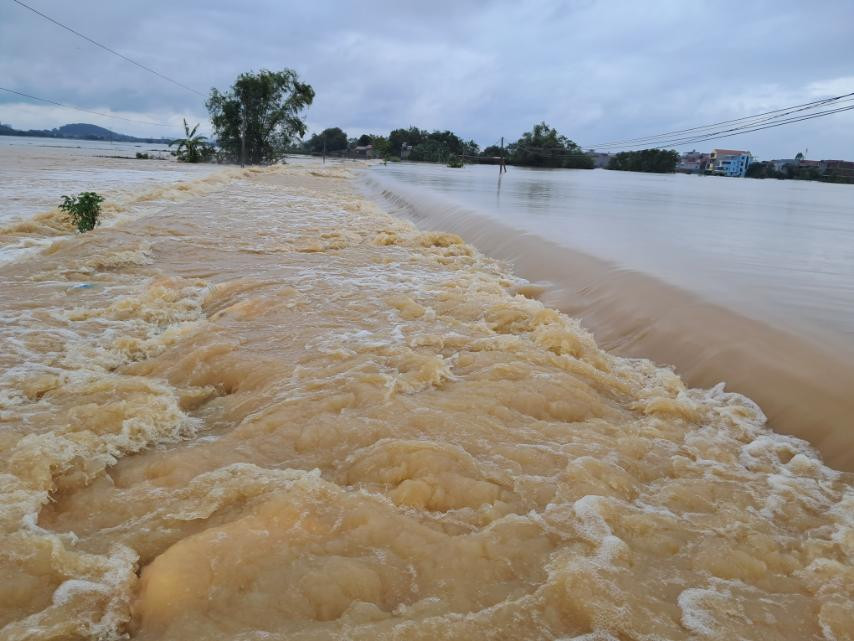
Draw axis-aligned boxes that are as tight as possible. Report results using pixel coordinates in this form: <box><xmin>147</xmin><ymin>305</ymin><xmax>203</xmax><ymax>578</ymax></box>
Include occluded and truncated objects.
<box><xmin>352</xmin><ymin>144</ymin><xmax>374</xmax><ymax>159</ymax></box>
<box><xmin>676</xmin><ymin>150</ymin><xmax>710</xmax><ymax>174</ymax></box>
<box><xmin>708</xmin><ymin>149</ymin><xmax>753</xmax><ymax>177</ymax></box>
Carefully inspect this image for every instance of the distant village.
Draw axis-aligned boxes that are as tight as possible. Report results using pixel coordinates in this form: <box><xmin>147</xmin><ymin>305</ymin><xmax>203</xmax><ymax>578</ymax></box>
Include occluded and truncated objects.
<box><xmin>590</xmin><ymin>148</ymin><xmax>854</xmax><ymax>182</ymax></box>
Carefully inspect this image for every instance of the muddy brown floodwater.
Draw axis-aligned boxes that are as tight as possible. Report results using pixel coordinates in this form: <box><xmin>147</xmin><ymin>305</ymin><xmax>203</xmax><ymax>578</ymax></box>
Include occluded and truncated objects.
<box><xmin>1</xmin><ymin>163</ymin><xmax>852</xmax><ymax>640</ymax></box>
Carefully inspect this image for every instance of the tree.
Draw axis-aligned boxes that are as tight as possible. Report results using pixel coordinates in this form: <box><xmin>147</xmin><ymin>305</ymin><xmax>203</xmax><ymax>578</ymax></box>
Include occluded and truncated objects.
<box><xmin>370</xmin><ymin>135</ymin><xmax>391</xmax><ymax>159</ymax></box>
<box><xmin>306</xmin><ymin>127</ymin><xmax>348</xmax><ymax>153</ymax></box>
<box><xmin>509</xmin><ymin>122</ymin><xmax>593</xmax><ymax>169</ymax></box>
<box><xmin>405</xmin><ymin>130</ymin><xmax>473</xmax><ymax>163</ymax></box>
<box><xmin>606</xmin><ymin>149</ymin><xmax>680</xmax><ymax>173</ymax></box>
<box><xmin>389</xmin><ymin>127</ymin><xmax>427</xmax><ymax>155</ymax></box>
<box><xmin>409</xmin><ymin>138</ymin><xmax>453</xmax><ymax>162</ymax></box>
<box><xmin>169</xmin><ymin>119</ymin><xmax>212</xmax><ymax>163</ymax></box>
<box><xmin>58</xmin><ymin>192</ymin><xmax>104</xmax><ymax>232</ymax></box>
<box><xmin>207</xmin><ymin>69</ymin><xmax>314</xmax><ymax>164</ymax></box>
<box><xmin>357</xmin><ymin>134</ymin><xmax>373</xmax><ymax>146</ymax></box>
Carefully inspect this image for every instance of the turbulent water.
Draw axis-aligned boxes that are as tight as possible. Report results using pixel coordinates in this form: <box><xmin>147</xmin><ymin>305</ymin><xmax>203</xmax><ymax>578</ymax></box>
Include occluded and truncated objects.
<box><xmin>0</xmin><ymin>136</ymin><xmax>220</xmax><ymax>263</ymax></box>
<box><xmin>0</xmin><ymin>155</ymin><xmax>852</xmax><ymax>640</ymax></box>
<box><xmin>364</xmin><ymin>164</ymin><xmax>854</xmax><ymax>472</ymax></box>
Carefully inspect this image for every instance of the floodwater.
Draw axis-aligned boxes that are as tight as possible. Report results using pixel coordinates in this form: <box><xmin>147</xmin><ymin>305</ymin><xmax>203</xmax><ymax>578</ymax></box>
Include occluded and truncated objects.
<box><xmin>0</xmin><ymin>136</ymin><xmax>221</xmax><ymax>263</ymax></box>
<box><xmin>0</xmin><ymin>150</ymin><xmax>852</xmax><ymax>640</ymax></box>
<box><xmin>364</xmin><ymin>162</ymin><xmax>854</xmax><ymax>470</ymax></box>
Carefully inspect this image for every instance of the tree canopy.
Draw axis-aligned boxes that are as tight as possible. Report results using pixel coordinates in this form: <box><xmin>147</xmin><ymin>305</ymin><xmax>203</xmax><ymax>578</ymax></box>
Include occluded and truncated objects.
<box><xmin>607</xmin><ymin>149</ymin><xmax>680</xmax><ymax>173</ymax></box>
<box><xmin>306</xmin><ymin>127</ymin><xmax>348</xmax><ymax>153</ymax></box>
<box><xmin>508</xmin><ymin>122</ymin><xmax>593</xmax><ymax>169</ymax></box>
<box><xmin>386</xmin><ymin>127</ymin><xmax>479</xmax><ymax>162</ymax></box>
<box><xmin>206</xmin><ymin>69</ymin><xmax>314</xmax><ymax>164</ymax></box>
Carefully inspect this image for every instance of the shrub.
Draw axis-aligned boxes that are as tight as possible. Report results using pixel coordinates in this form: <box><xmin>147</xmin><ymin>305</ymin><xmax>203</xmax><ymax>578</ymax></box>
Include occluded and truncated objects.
<box><xmin>446</xmin><ymin>155</ymin><xmax>464</xmax><ymax>168</ymax></box>
<box><xmin>58</xmin><ymin>192</ymin><xmax>104</xmax><ymax>232</ymax></box>
<box><xmin>135</xmin><ymin>152</ymin><xmax>151</xmax><ymax>159</ymax></box>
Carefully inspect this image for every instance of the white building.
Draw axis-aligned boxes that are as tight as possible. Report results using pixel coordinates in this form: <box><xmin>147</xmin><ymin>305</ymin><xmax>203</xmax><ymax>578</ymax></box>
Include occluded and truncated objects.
<box><xmin>708</xmin><ymin>149</ymin><xmax>753</xmax><ymax>177</ymax></box>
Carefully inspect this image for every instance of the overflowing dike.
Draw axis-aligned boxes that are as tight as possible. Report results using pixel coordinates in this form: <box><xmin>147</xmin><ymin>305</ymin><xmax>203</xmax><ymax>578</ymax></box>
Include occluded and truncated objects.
<box><xmin>1</xmin><ymin>163</ymin><xmax>852</xmax><ymax>640</ymax></box>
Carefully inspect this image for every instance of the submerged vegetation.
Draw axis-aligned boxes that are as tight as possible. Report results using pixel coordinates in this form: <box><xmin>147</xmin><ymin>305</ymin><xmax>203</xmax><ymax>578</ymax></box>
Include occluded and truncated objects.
<box><xmin>507</xmin><ymin>122</ymin><xmax>594</xmax><ymax>169</ymax></box>
<box><xmin>58</xmin><ymin>191</ymin><xmax>104</xmax><ymax>232</ymax></box>
<box><xmin>207</xmin><ymin>68</ymin><xmax>315</xmax><ymax>164</ymax></box>
<box><xmin>607</xmin><ymin>148</ymin><xmax>680</xmax><ymax>173</ymax></box>
<box><xmin>170</xmin><ymin>119</ymin><xmax>213</xmax><ymax>163</ymax></box>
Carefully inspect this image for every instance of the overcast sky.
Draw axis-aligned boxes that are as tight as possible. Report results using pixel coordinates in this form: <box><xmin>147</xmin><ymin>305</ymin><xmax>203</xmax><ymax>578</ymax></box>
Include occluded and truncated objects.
<box><xmin>1</xmin><ymin>0</ymin><xmax>852</xmax><ymax>159</ymax></box>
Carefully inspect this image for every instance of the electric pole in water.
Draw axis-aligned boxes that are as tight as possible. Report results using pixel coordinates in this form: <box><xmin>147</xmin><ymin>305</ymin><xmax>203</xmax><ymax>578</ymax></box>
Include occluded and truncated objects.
<box><xmin>499</xmin><ymin>136</ymin><xmax>507</xmax><ymax>174</ymax></box>
<box><xmin>240</xmin><ymin>104</ymin><xmax>246</xmax><ymax>168</ymax></box>
<box><xmin>240</xmin><ymin>124</ymin><xmax>246</xmax><ymax>168</ymax></box>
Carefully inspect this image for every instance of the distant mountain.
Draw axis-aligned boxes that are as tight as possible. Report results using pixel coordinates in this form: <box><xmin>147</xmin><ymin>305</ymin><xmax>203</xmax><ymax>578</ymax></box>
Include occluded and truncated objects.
<box><xmin>0</xmin><ymin>121</ymin><xmax>172</xmax><ymax>144</ymax></box>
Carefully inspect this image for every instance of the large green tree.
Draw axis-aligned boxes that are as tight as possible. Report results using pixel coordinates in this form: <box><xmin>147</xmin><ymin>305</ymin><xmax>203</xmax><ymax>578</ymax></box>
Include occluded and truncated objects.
<box><xmin>509</xmin><ymin>122</ymin><xmax>593</xmax><ymax>169</ymax></box>
<box><xmin>207</xmin><ymin>69</ymin><xmax>314</xmax><ymax>164</ymax></box>
<box><xmin>388</xmin><ymin>127</ymin><xmax>427</xmax><ymax>155</ymax></box>
<box><xmin>607</xmin><ymin>149</ymin><xmax>680</xmax><ymax>173</ymax></box>
<box><xmin>306</xmin><ymin>127</ymin><xmax>348</xmax><ymax>153</ymax></box>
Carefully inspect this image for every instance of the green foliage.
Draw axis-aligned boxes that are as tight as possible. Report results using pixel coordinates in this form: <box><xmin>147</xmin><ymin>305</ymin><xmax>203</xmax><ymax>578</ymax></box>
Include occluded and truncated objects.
<box><xmin>386</xmin><ymin>128</ymin><xmax>478</xmax><ymax>161</ymax></box>
<box><xmin>508</xmin><ymin>122</ymin><xmax>593</xmax><ymax>169</ymax></box>
<box><xmin>169</xmin><ymin>119</ymin><xmax>213</xmax><ymax>163</ymax></box>
<box><xmin>481</xmin><ymin>145</ymin><xmax>504</xmax><ymax>157</ymax></box>
<box><xmin>357</xmin><ymin>134</ymin><xmax>373</xmax><ymax>146</ymax></box>
<box><xmin>305</xmin><ymin>127</ymin><xmax>348</xmax><ymax>153</ymax></box>
<box><xmin>446</xmin><ymin>154</ymin><xmax>464</xmax><ymax>168</ymax></box>
<box><xmin>389</xmin><ymin>127</ymin><xmax>426</xmax><ymax>155</ymax></box>
<box><xmin>58</xmin><ymin>192</ymin><xmax>104</xmax><ymax>233</ymax></box>
<box><xmin>370</xmin><ymin>135</ymin><xmax>391</xmax><ymax>159</ymax></box>
<box><xmin>390</xmin><ymin>130</ymin><xmax>473</xmax><ymax>162</ymax></box>
<box><xmin>409</xmin><ymin>138</ymin><xmax>453</xmax><ymax>162</ymax></box>
<box><xmin>207</xmin><ymin>69</ymin><xmax>315</xmax><ymax>164</ymax></box>
<box><xmin>135</xmin><ymin>152</ymin><xmax>151</xmax><ymax>160</ymax></box>
<box><xmin>607</xmin><ymin>149</ymin><xmax>680</xmax><ymax>173</ymax></box>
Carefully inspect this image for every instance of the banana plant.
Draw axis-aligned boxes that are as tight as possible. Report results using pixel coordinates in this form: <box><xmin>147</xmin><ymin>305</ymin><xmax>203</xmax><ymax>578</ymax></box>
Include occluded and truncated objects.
<box><xmin>170</xmin><ymin>119</ymin><xmax>212</xmax><ymax>163</ymax></box>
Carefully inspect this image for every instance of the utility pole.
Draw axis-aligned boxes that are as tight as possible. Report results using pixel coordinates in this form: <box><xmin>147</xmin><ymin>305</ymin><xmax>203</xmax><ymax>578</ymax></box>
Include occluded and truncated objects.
<box><xmin>240</xmin><ymin>104</ymin><xmax>246</xmax><ymax>168</ymax></box>
<box><xmin>240</xmin><ymin>123</ymin><xmax>246</xmax><ymax>168</ymax></box>
<box><xmin>499</xmin><ymin>136</ymin><xmax>507</xmax><ymax>174</ymax></box>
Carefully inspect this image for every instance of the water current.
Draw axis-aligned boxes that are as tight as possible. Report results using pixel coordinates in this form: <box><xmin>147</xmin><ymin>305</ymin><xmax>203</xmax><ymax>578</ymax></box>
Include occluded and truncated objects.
<box><xmin>363</xmin><ymin>162</ymin><xmax>854</xmax><ymax>471</ymax></box>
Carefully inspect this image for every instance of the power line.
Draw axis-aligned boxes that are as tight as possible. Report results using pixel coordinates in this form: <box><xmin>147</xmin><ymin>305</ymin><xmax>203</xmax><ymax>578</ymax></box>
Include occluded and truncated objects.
<box><xmin>12</xmin><ymin>0</ymin><xmax>205</xmax><ymax>97</ymax></box>
<box><xmin>625</xmin><ymin>103</ymin><xmax>854</xmax><ymax>150</ymax></box>
<box><xmin>0</xmin><ymin>86</ymin><xmax>173</xmax><ymax>127</ymax></box>
<box><xmin>587</xmin><ymin>92</ymin><xmax>854</xmax><ymax>148</ymax></box>
<box><xmin>586</xmin><ymin>91</ymin><xmax>854</xmax><ymax>150</ymax></box>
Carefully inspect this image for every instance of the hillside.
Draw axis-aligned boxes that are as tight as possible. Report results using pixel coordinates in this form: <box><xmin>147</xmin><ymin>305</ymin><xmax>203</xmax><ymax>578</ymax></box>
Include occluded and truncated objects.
<box><xmin>0</xmin><ymin>121</ymin><xmax>171</xmax><ymax>144</ymax></box>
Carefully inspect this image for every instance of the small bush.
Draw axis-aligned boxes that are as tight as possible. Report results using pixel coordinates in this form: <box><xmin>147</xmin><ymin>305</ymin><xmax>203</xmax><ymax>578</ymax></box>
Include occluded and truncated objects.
<box><xmin>136</xmin><ymin>152</ymin><xmax>151</xmax><ymax>159</ymax></box>
<box><xmin>446</xmin><ymin>155</ymin><xmax>464</xmax><ymax>168</ymax></box>
<box><xmin>58</xmin><ymin>192</ymin><xmax>104</xmax><ymax>233</ymax></box>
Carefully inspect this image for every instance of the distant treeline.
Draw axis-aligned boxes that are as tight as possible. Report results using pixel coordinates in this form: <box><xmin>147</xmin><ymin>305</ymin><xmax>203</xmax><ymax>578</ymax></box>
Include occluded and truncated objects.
<box><xmin>294</xmin><ymin>121</ymin><xmax>595</xmax><ymax>169</ymax></box>
<box><xmin>607</xmin><ymin>149</ymin><xmax>680</xmax><ymax>173</ymax></box>
<box><xmin>746</xmin><ymin>161</ymin><xmax>854</xmax><ymax>184</ymax></box>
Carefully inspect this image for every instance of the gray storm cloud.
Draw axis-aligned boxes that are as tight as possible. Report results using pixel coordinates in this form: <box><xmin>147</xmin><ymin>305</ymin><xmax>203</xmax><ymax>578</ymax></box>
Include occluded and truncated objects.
<box><xmin>1</xmin><ymin>0</ymin><xmax>852</xmax><ymax>158</ymax></box>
